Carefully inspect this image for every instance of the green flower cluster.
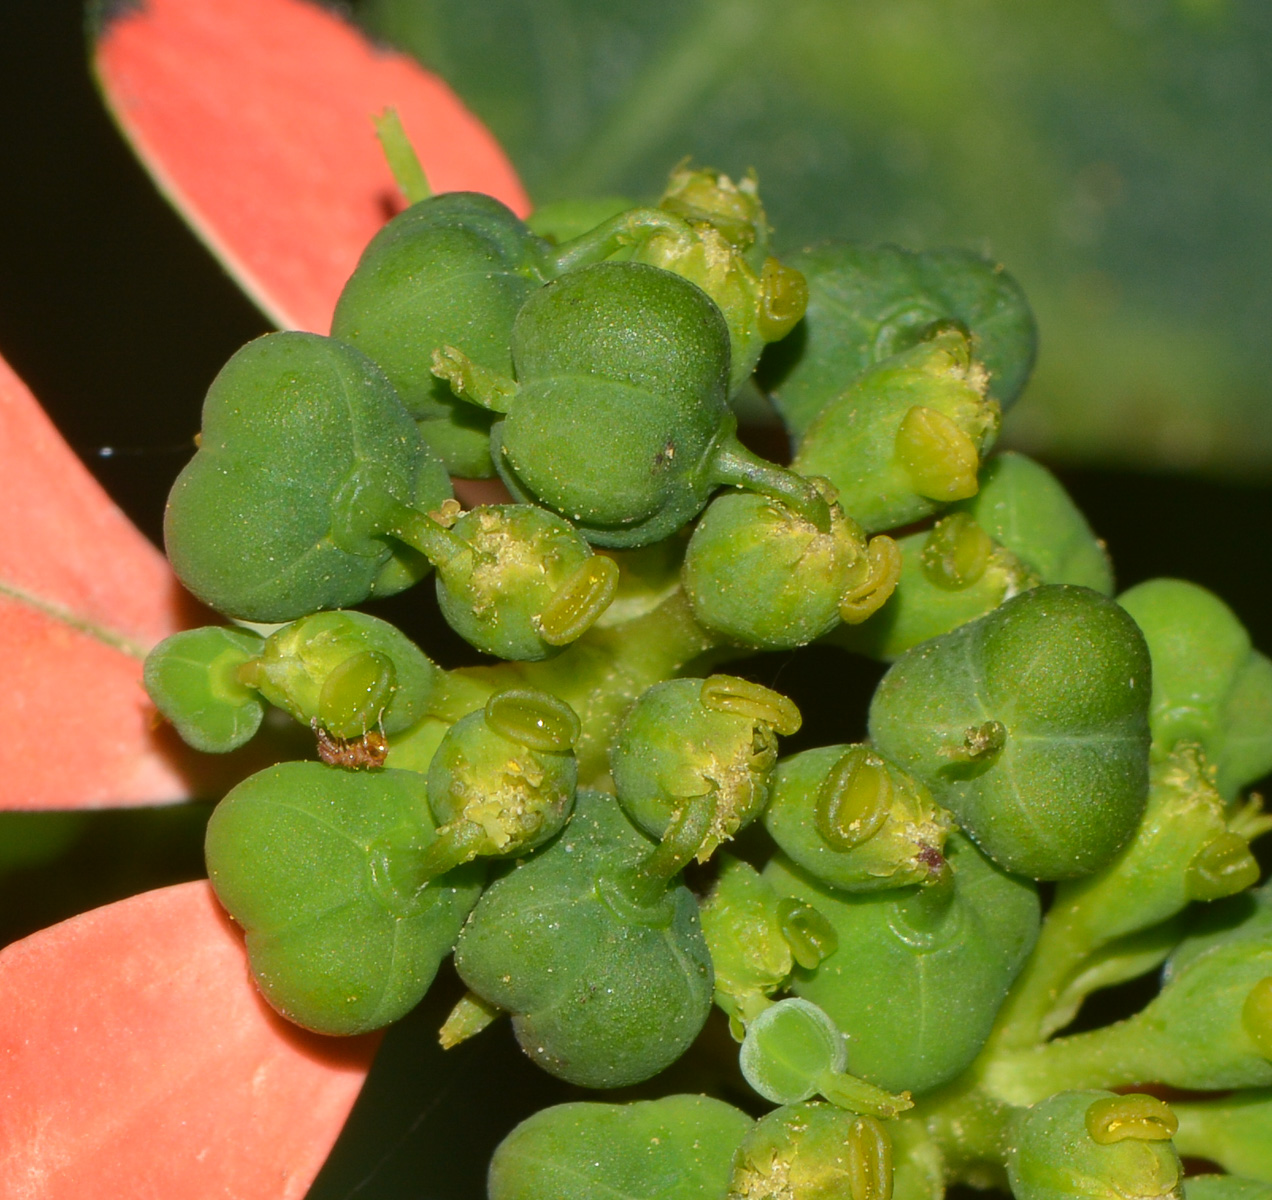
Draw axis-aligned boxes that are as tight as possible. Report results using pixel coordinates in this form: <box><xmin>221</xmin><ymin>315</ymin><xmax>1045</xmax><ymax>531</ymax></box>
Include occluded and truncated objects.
<box><xmin>144</xmin><ymin>160</ymin><xmax>1272</xmax><ymax>1200</ymax></box>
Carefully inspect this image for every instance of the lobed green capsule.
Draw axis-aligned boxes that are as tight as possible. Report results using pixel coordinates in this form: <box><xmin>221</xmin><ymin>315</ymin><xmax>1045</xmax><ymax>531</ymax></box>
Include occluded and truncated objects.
<box><xmin>488</xmin><ymin>1095</ymin><xmax>753</xmax><ymax>1200</ymax></box>
<box><xmin>869</xmin><ymin>584</ymin><xmax>1152</xmax><ymax>880</ymax></box>
<box><xmin>766</xmin><ymin>833</ymin><xmax>1040</xmax><ymax>1095</ymax></box>
<box><xmin>164</xmin><ymin>331</ymin><xmax>452</xmax><ymax>621</ymax></box>
<box><xmin>331</xmin><ymin>191</ymin><xmax>550</xmax><ymax>477</ymax></box>
<box><xmin>453</xmin><ymin>789</ymin><xmax>714</xmax><ymax>1088</ymax></box>
<box><xmin>205</xmin><ymin>761</ymin><xmax>483</xmax><ymax>1035</ymax></box>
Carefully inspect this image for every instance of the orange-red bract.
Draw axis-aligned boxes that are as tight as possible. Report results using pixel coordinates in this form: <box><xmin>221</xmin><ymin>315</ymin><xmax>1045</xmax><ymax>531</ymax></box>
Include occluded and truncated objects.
<box><xmin>94</xmin><ymin>0</ymin><xmax>531</xmax><ymax>334</ymax></box>
<box><xmin>0</xmin><ymin>882</ymin><xmax>380</xmax><ymax>1199</ymax></box>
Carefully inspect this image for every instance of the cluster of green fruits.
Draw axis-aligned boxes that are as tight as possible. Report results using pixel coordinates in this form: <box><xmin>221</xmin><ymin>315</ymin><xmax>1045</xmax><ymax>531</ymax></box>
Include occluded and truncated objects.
<box><xmin>143</xmin><ymin>159</ymin><xmax>1272</xmax><ymax>1200</ymax></box>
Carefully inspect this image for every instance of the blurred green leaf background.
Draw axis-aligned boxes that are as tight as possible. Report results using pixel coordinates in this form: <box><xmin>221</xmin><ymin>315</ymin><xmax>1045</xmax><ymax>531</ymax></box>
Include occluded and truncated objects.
<box><xmin>357</xmin><ymin>0</ymin><xmax>1272</xmax><ymax>474</ymax></box>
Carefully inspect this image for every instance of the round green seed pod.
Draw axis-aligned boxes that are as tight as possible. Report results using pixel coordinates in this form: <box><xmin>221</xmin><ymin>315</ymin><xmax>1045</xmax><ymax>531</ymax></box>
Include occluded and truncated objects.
<box><xmin>164</xmin><ymin>331</ymin><xmax>452</xmax><ymax>621</ymax></box>
<box><xmin>205</xmin><ymin>761</ymin><xmax>483</xmax><ymax>1035</ymax></box>
<box><xmin>434</xmin><ymin>504</ymin><xmax>617</xmax><ymax>660</ymax></box>
<box><xmin>496</xmin><ymin>260</ymin><xmax>733</xmax><ymax>546</ymax></box>
<box><xmin>1006</xmin><ymin>1091</ymin><xmax>1182</xmax><ymax>1200</ymax></box>
<box><xmin>249</xmin><ymin>609</ymin><xmax>440</xmax><ymax>737</ymax></box>
<box><xmin>331</xmin><ymin>192</ymin><xmax>549</xmax><ymax>477</ymax></box>
<box><xmin>763</xmin><ymin>744</ymin><xmax>954</xmax><ymax>892</ymax></box>
<box><xmin>682</xmin><ymin>484</ymin><xmax>872</xmax><ymax>650</ymax></box>
<box><xmin>488</xmin><ymin>1095</ymin><xmax>753</xmax><ymax>1200</ymax></box>
<box><xmin>792</xmin><ymin>326</ymin><xmax>1000</xmax><ymax>534</ymax></box>
<box><xmin>609</xmin><ymin>675</ymin><xmax>801</xmax><ymax>861</ymax></box>
<box><xmin>426</xmin><ymin>694</ymin><xmax>578</xmax><ymax>861</ymax></box>
<box><xmin>763</xmin><ymin>241</ymin><xmax>1036</xmax><ymax>445</ymax></box>
<box><xmin>728</xmin><ymin>1103</ymin><xmax>895</xmax><ymax>1200</ymax></box>
<box><xmin>453</xmin><ymin>789</ymin><xmax>714</xmax><ymax>1089</ymax></box>
<box><xmin>765</xmin><ymin>835</ymin><xmax>1039</xmax><ymax>1096</ymax></box>
<box><xmin>143</xmin><ymin>625</ymin><xmax>266</xmax><ymax>753</ymax></box>
<box><xmin>869</xmin><ymin>584</ymin><xmax>1152</xmax><ymax>880</ymax></box>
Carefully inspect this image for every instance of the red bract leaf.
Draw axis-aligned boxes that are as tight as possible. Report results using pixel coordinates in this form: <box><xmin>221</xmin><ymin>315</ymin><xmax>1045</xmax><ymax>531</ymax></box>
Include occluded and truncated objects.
<box><xmin>0</xmin><ymin>353</ymin><xmax>206</xmax><ymax>809</ymax></box>
<box><xmin>0</xmin><ymin>880</ymin><xmax>377</xmax><ymax>1198</ymax></box>
<box><xmin>94</xmin><ymin>0</ymin><xmax>531</xmax><ymax>334</ymax></box>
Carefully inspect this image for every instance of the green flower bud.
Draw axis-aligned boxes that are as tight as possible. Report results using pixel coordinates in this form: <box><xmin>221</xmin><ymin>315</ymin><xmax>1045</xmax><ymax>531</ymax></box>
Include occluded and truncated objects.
<box><xmin>164</xmin><ymin>331</ymin><xmax>453</xmax><ymax>621</ymax></box>
<box><xmin>763</xmin><ymin>241</ymin><xmax>1035</xmax><ymax>444</ymax></box>
<box><xmin>143</xmin><ymin>625</ymin><xmax>266</xmax><ymax>753</ymax></box>
<box><xmin>247</xmin><ymin>610</ymin><xmax>440</xmax><ymax>738</ymax></box>
<box><xmin>489</xmin><ymin>1095</ymin><xmax>753</xmax><ymax>1200</ymax></box>
<box><xmin>792</xmin><ymin>327</ymin><xmax>1000</xmax><ymax>534</ymax></box>
<box><xmin>683</xmin><ymin>483</ymin><xmax>898</xmax><ymax>650</ymax></box>
<box><xmin>204</xmin><ymin>761</ymin><xmax>483</xmax><ymax>1035</ymax></box>
<box><xmin>956</xmin><ymin>452</ymin><xmax>1113</xmax><ymax>593</ymax></box>
<box><xmin>425</xmin><ymin>503</ymin><xmax>619</xmax><ymax>660</ymax></box>
<box><xmin>331</xmin><ymin>192</ymin><xmax>551</xmax><ymax>477</ymax></box>
<box><xmin>763</xmin><ymin>744</ymin><xmax>954</xmax><ymax>892</ymax></box>
<box><xmin>869</xmin><ymin>585</ymin><xmax>1152</xmax><ymax>880</ymax></box>
<box><xmin>829</xmin><ymin>513</ymin><xmax>1038</xmax><ymax>661</ymax></box>
<box><xmin>765</xmin><ymin>833</ymin><xmax>1040</xmax><ymax>1095</ymax></box>
<box><xmin>1006</xmin><ymin>1091</ymin><xmax>1182</xmax><ymax>1200</ymax></box>
<box><xmin>453</xmin><ymin>789</ymin><xmax>714</xmax><ymax>1088</ymax></box>
<box><xmin>422</xmin><ymin>690</ymin><xmax>579</xmax><ymax>871</ymax></box>
<box><xmin>1119</xmin><ymin>579</ymin><xmax>1272</xmax><ymax>797</ymax></box>
<box><xmin>727</xmin><ymin>1103</ymin><xmax>895</xmax><ymax>1200</ymax></box>
<box><xmin>610</xmin><ymin>675</ymin><xmax>800</xmax><ymax>861</ymax></box>
<box><xmin>740</xmin><ymin>998</ymin><xmax>913</xmax><ymax>1116</ymax></box>
<box><xmin>633</xmin><ymin>166</ymin><xmax>806</xmax><ymax>392</ymax></box>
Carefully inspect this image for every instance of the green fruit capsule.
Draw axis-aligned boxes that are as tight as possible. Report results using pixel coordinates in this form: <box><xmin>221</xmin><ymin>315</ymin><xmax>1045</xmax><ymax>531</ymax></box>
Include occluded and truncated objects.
<box><xmin>763</xmin><ymin>241</ymin><xmax>1036</xmax><ymax>445</ymax></box>
<box><xmin>436</xmin><ymin>260</ymin><xmax>830</xmax><ymax>548</ymax></box>
<box><xmin>792</xmin><ymin>326</ymin><xmax>1001</xmax><ymax>534</ymax></box>
<box><xmin>143</xmin><ymin>625</ymin><xmax>266</xmax><ymax>753</ymax></box>
<box><xmin>609</xmin><ymin>675</ymin><xmax>801</xmax><ymax>861</ymax></box>
<box><xmin>763</xmin><ymin>744</ymin><xmax>954</xmax><ymax>892</ymax></box>
<box><xmin>1006</xmin><ymin>1091</ymin><xmax>1182</xmax><ymax>1200</ymax></box>
<box><xmin>766</xmin><ymin>833</ymin><xmax>1040</xmax><ymax>1096</ymax></box>
<box><xmin>488</xmin><ymin>1095</ymin><xmax>753</xmax><ymax>1200</ymax></box>
<box><xmin>829</xmin><ymin>512</ymin><xmax>1038</xmax><ymax>661</ymax></box>
<box><xmin>728</xmin><ymin>1103</ymin><xmax>895</xmax><ymax>1200</ymax></box>
<box><xmin>869</xmin><ymin>584</ymin><xmax>1152</xmax><ymax>880</ymax></box>
<box><xmin>1119</xmin><ymin>578</ymin><xmax>1272</xmax><ymax>797</ymax></box>
<box><xmin>331</xmin><ymin>192</ymin><xmax>550</xmax><ymax>477</ymax></box>
<box><xmin>204</xmin><ymin>761</ymin><xmax>483</xmax><ymax>1035</ymax></box>
<box><xmin>683</xmin><ymin>483</ymin><xmax>900</xmax><ymax>650</ymax></box>
<box><xmin>244</xmin><ymin>610</ymin><xmax>441</xmax><ymax>738</ymax></box>
<box><xmin>452</xmin><ymin>789</ymin><xmax>714</xmax><ymax>1088</ymax></box>
<box><xmin>420</xmin><ymin>690</ymin><xmax>579</xmax><ymax>874</ymax></box>
<box><xmin>164</xmin><ymin>331</ymin><xmax>453</xmax><ymax>621</ymax></box>
<box><xmin>956</xmin><ymin>452</ymin><xmax>1113</xmax><ymax>593</ymax></box>
<box><xmin>420</xmin><ymin>502</ymin><xmax>618</xmax><ymax>660</ymax></box>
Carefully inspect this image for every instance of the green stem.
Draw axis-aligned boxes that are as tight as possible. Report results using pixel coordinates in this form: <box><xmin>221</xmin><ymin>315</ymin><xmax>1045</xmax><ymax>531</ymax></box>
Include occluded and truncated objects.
<box><xmin>622</xmin><ymin>793</ymin><xmax>718</xmax><ymax>908</ymax></box>
<box><xmin>372</xmin><ymin>107</ymin><xmax>431</xmax><ymax>204</ymax></box>
<box><xmin>543</xmin><ymin>206</ymin><xmax>690</xmax><ymax>276</ymax></box>
<box><xmin>918</xmin><ymin>1078</ymin><xmax>1017</xmax><ymax>1186</ymax></box>
<box><xmin>708</xmin><ymin>436</ymin><xmax>831</xmax><ymax>532</ymax></box>
<box><xmin>380</xmin><ymin>501</ymin><xmax>471</xmax><ymax>568</ymax></box>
